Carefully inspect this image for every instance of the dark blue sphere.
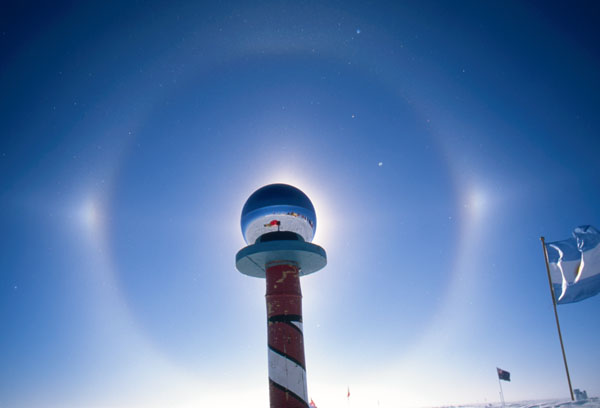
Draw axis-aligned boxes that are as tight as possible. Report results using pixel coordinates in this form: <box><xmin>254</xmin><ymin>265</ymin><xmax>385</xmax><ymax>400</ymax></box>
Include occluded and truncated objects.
<box><xmin>241</xmin><ymin>184</ymin><xmax>317</xmax><ymax>244</ymax></box>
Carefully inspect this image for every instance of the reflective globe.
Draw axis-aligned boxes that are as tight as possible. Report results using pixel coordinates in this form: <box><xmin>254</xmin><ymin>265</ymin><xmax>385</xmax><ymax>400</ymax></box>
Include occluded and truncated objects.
<box><xmin>241</xmin><ymin>184</ymin><xmax>317</xmax><ymax>244</ymax></box>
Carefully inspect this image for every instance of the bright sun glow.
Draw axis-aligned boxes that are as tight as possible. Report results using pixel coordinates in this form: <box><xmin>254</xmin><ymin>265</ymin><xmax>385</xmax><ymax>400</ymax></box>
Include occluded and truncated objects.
<box><xmin>464</xmin><ymin>188</ymin><xmax>487</xmax><ymax>219</ymax></box>
<box><xmin>81</xmin><ymin>199</ymin><xmax>99</xmax><ymax>228</ymax></box>
<box><xmin>77</xmin><ymin>197</ymin><xmax>105</xmax><ymax>241</ymax></box>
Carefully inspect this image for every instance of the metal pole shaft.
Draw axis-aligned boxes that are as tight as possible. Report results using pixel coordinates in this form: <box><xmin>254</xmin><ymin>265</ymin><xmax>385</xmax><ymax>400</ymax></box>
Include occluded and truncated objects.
<box><xmin>265</xmin><ymin>262</ymin><xmax>309</xmax><ymax>408</ymax></box>
<box><xmin>540</xmin><ymin>237</ymin><xmax>575</xmax><ymax>401</ymax></box>
<box><xmin>498</xmin><ymin>378</ymin><xmax>505</xmax><ymax>408</ymax></box>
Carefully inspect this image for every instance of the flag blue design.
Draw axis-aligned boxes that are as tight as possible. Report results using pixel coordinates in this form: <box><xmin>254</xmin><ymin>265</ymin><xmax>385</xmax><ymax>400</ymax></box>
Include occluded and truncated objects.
<box><xmin>545</xmin><ymin>225</ymin><xmax>600</xmax><ymax>304</ymax></box>
<box><xmin>497</xmin><ymin>367</ymin><xmax>510</xmax><ymax>382</ymax></box>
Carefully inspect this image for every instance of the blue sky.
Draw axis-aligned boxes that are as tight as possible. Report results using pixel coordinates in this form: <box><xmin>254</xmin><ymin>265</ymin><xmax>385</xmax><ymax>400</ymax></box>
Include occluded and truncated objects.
<box><xmin>1</xmin><ymin>1</ymin><xmax>599</xmax><ymax>407</ymax></box>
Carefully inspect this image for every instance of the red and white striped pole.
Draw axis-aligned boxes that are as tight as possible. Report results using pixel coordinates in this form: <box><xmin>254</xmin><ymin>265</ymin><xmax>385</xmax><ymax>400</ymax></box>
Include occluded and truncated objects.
<box><xmin>236</xmin><ymin>184</ymin><xmax>327</xmax><ymax>408</ymax></box>
<box><xmin>266</xmin><ymin>262</ymin><xmax>308</xmax><ymax>407</ymax></box>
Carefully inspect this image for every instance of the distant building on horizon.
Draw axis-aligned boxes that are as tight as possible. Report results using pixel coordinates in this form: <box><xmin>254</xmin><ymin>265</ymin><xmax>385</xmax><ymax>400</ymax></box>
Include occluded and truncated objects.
<box><xmin>574</xmin><ymin>389</ymin><xmax>588</xmax><ymax>401</ymax></box>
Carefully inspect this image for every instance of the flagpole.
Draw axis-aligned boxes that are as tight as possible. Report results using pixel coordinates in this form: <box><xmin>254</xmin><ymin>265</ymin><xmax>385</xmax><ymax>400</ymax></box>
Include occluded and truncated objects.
<box><xmin>347</xmin><ymin>386</ymin><xmax>350</xmax><ymax>408</ymax></box>
<box><xmin>540</xmin><ymin>237</ymin><xmax>574</xmax><ymax>401</ymax></box>
<box><xmin>498</xmin><ymin>377</ymin><xmax>505</xmax><ymax>408</ymax></box>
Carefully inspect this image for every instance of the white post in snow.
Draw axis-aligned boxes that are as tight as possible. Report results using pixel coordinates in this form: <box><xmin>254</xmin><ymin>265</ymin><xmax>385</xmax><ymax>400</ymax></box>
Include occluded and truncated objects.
<box><xmin>498</xmin><ymin>377</ymin><xmax>505</xmax><ymax>408</ymax></box>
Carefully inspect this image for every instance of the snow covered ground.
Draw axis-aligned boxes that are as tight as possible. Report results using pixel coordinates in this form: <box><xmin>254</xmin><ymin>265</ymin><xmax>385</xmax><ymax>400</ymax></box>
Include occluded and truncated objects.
<box><xmin>433</xmin><ymin>398</ymin><xmax>600</xmax><ymax>408</ymax></box>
